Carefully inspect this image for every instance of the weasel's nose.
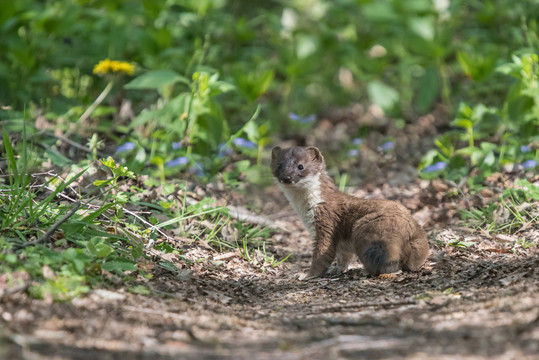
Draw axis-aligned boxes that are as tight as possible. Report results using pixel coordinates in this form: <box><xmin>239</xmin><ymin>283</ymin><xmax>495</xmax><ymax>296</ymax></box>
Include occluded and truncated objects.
<box><xmin>280</xmin><ymin>175</ymin><xmax>292</xmax><ymax>184</ymax></box>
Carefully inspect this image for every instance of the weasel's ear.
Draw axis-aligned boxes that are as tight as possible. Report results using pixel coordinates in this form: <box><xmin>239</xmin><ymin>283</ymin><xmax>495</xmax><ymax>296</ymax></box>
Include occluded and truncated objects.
<box><xmin>306</xmin><ymin>146</ymin><xmax>324</xmax><ymax>163</ymax></box>
<box><xmin>271</xmin><ymin>146</ymin><xmax>282</xmax><ymax>160</ymax></box>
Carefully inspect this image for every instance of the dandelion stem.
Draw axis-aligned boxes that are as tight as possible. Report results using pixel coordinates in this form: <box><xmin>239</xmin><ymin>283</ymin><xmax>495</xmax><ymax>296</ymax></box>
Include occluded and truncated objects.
<box><xmin>78</xmin><ymin>81</ymin><xmax>114</xmax><ymax>125</ymax></box>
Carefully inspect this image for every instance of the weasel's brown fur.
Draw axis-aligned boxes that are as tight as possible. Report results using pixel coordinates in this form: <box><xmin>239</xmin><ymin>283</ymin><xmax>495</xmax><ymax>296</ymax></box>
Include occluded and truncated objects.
<box><xmin>271</xmin><ymin>146</ymin><xmax>429</xmax><ymax>278</ymax></box>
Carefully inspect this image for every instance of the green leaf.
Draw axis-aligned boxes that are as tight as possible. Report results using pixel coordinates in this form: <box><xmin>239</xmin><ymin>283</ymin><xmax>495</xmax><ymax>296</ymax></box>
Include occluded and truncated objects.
<box><xmin>101</xmin><ymin>156</ymin><xmax>116</xmax><ymax>170</ymax></box>
<box><xmin>129</xmin><ymin>285</ymin><xmax>150</xmax><ymax>295</ymax></box>
<box><xmin>45</xmin><ymin>149</ymin><xmax>71</xmax><ymax>167</ymax></box>
<box><xmin>408</xmin><ymin>17</ymin><xmax>435</xmax><ymax>41</ymax></box>
<box><xmin>102</xmin><ymin>259</ymin><xmax>137</xmax><ymax>272</ymax></box>
<box><xmin>131</xmin><ymin>243</ymin><xmax>143</xmax><ymax>260</ymax></box>
<box><xmin>93</xmin><ymin>180</ymin><xmax>109</xmax><ymax>186</ymax></box>
<box><xmin>480</xmin><ymin>142</ymin><xmax>497</xmax><ymax>152</ymax></box>
<box><xmin>95</xmin><ymin>243</ymin><xmax>114</xmax><ymax>258</ymax></box>
<box><xmin>450</xmin><ymin>240</ymin><xmax>475</xmax><ymax>249</ymax></box>
<box><xmin>295</xmin><ymin>34</ymin><xmax>318</xmax><ymax>59</ymax></box>
<box><xmin>416</xmin><ymin>67</ymin><xmax>440</xmax><ymax>112</ymax></box>
<box><xmin>362</xmin><ymin>2</ymin><xmax>398</xmax><ymax>22</ymax></box>
<box><xmin>483</xmin><ymin>151</ymin><xmax>495</xmax><ymax>166</ymax></box>
<box><xmin>451</xmin><ymin>118</ymin><xmax>473</xmax><ymax>129</ymax></box>
<box><xmin>515</xmin><ymin>179</ymin><xmax>539</xmax><ymax>200</ymax></box>
<box><xmin>367</xmin><ymin>81</ymin><xmax>399</xmax><ymax>111</ymax></box>
<box><xmin>125</xmin><ymin>70</ymin><xmax>190</xmax><ymax>90</ymax></box>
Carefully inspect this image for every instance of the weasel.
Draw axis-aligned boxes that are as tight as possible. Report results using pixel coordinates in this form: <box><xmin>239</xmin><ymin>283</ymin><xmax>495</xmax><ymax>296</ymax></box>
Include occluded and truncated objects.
<box><xmin>271</xmin><ymin>146</ymin><xmax>429</xmax><ymax>279</ymax></box>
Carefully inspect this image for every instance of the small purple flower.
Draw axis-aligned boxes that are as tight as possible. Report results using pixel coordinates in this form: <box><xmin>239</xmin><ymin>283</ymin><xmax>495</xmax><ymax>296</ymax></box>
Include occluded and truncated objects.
<box><xmin>288</xmin><ymin>112</ymin><xmax>301</xmax><ymax>121</ymax></box>
<box><xmin>521</xmin><ymin>159</ymin><xmax>537</xmax><ymax>169</ymax></box>
<box><xmin>289</xmin><ymin>112</ymin><xmax>316</xmax><ymax>124</ymax></box>
<box><xmin>422</xmin><ymin>161</ymin><xmax>447</xmax><ymax>173</ymax></box>
<box><xmin>189</xmin><ymin>162</ymin><xmax>205</xmax><ymax>176</ymax></box>
<box><xmin>115</xmin><ymin>142</ymin><xmax>135</xmax><ymax>154</ymax></box>
<box><xmin>172</xmin><ymin>141</ymin><xmax>182</xmax><ymax>150</ymax></box>
<box><xmin>217</xmin><ymin>143</ymin><xmax>234</xmax><ymax>158</ymax></box>
<box><xmin>233</xmin><ymin>137</ymin><xmax>256</xmax><ymax>149</ymax></box>
<box><xmin>379</xmin><ymin>141</ymin><xmax>395</xmax><ymax>151</ymax></box>
<box><xmin>520</xmin><ymin>145</ymin><xmax>531</xmax><ymax>153</ymax></box>
<box><xmin>348</xmin><ymin>149</ymin><xmax>360</xmax><ymax>157</ymax></box>
<box><xmin>352</xmin><ymin>138</ymin><xmax>363</xmax><ymax>146</ymax></box>
<box><xmin>165</xmin><ymin>156</ymin><xmax>189</xmax><ymax>167</ymax></box>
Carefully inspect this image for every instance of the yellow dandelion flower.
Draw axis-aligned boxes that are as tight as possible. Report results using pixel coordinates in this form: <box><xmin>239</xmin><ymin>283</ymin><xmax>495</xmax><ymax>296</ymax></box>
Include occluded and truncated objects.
<box><xmin>93</xmin><ymin>59</ymin><xmax>135</xmax><ymax>76</ymax></box>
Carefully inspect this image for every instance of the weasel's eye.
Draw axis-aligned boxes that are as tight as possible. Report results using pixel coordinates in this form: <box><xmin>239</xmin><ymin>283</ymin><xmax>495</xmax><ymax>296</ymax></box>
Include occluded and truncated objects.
<box><xmin>298</xmin><ymin>164</ymin><xmax>304</xmax><ymax>170</ymax></box>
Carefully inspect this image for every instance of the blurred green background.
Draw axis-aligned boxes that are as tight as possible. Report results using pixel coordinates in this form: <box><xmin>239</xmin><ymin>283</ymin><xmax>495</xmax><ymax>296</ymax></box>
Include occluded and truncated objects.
<box><xmin>1</xmin><ymin>0</ymin><xmax>538</xmax><ymax>182</ymax></box>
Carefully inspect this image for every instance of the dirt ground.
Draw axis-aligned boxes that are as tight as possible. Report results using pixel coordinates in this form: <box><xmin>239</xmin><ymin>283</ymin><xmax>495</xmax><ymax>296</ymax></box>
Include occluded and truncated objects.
<box><xmin>1</xmin><ymin>181</ymin><xmax>538</xmax><ymax>360</ymax></box>
<box><xmin>1</xmin><ymin>106</ymin><xmax>538</xmax><ymax>359</ymax></box>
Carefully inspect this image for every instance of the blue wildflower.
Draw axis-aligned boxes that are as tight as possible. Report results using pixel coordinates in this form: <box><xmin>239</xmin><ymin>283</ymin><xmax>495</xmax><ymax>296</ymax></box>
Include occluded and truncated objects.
<box><xmin>521</xmin><ymin>159</ymin><xmax>537</xmax><ymax>169</ymax></box>
<box><xmin>289</xmin><ymin>112</ymin><xmax>316</xmax><ymax>124</ymax></box>
<box><xmin>422</xmin><ymin>161</ymin><xmax>447</xmax><ymax>173</ymax></box>
<box><xmin>352</xmin><ymin>138</ymin><xmax>363</xmax><ymax>146</ymax></box>
<box><xmin>115</xmin><ymin>142</ymin><xmax>135</xmax><ymax>154</ymax></box>
<box><xmin>289</xmin><ymin>112</ymin><xmax>301</xmax><ymax>121</ymax></box>
<box><xmin>379</xmin><ymin>141</ymin><xmax>395</xmax><ymax>151</ymax></box>
<box><xmin>217</xmin><ymin>143</ymin><xmax>234</xmax><ymax>158</ymax></box>
<box><xmin>520</xmin><ymin>145</ymin><xmax>531</xmax><ymax>153</ymax></box>
<box><xmin>348</xmin><ymin>149</ymin><xmax>360</xmax><ymax>157</ymax></box>
<box><xmin>172</xmin><ymin>141</ymin><xmax>182</xmax><ymax>150</ymax></box>
<box><xmin>189</xmin><ymin>162</ymin><xmax>205</xmax><ymax>176</ymax></box>
<box><xmin>165</xmin><ymin>156</ymin><xmax>189</xmax><ymax>167</ymax></box>
<box><xmin>233</xmin><ymin>137</ymin><xmax>256</xmax><ymax>149</ymax></box>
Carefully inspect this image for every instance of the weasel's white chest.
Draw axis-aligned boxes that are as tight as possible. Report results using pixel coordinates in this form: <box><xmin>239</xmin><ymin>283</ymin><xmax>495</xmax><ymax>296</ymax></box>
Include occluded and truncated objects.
<box><xmin>278</xmin><ymin>174</ymin><xmax>323</xmax><ymax>238</ymax></box>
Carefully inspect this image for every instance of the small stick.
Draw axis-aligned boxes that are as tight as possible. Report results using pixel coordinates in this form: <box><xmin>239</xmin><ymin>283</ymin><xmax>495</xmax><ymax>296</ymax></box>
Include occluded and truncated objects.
<box><xmin>13</xmin><ymin>202</ymin><xmax>81</xmax><ymax>251</ymax></box>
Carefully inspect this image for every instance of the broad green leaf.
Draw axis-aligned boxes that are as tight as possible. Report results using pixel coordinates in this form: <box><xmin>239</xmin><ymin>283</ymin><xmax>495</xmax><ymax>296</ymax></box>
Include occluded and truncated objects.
<box><xmin>457</xmin><ymin>52</ymin><xmax>474</xmax><ymax>77</ymax></box>
<box><xmin>95</xmin><ymin>243</ymin><xmax>114</xmax><ymax>258</ymax></box>
<box><xmin>296</xmin><ymin>34</ymin><xmax>318</xmax><ymax>59</ymax></box>
<box><xmin>129</xmin><ymin>285</ymin><xmax>150</xmax><ymax>295</ymax></box>
<box><xmin>367</xmin><ymin>81</ymin><xmax>399</xmax><ymax>111</ymax></box>
<box><xmin>408</xmin><ymin>17</ymin><xmax>435</xmax><ymax>41</ymax></box>
<box><xmin>362</xmin><ymin>2</ymin><xmax>397</xmax><ymax>22</ymax></box>
<box><xmin>451</xmin><ymin>118</ymin><xmax>473</xmax><ymax>129</ymax></box>
<box><xmin>515</xmin><ymin>179</ymin><xmax>539</xmax><ymax>200</ymax></box>
<box><xmin>483</xmin><ymin>151</ymin><xmax>495</xmax><ymax>166</ymax></box>
<box><xmin>480</xmin><ymin>142</ymin><xmax>497</xmax><ymax>152</ymax></box>
<box><xmin>102</xmin><ymin>259</ymin><xmax>137</xmax><ymax>272</ymax></box>
<box><xmin>125</xmin><ymin>70</ymin><xmax>189</xmax><ymax>90</ymax></box>
<box><xmin>416</xmin><ymin>67</ymin><xmax>440</xmax><ymax>112</ymax></box>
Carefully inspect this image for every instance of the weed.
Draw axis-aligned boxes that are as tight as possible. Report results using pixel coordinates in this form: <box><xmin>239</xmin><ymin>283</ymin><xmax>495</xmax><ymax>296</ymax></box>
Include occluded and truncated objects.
<box><xmin>461</xmin><ymin>178</ymin><xmax>538</xmax><ymax>235</ymax></box>
<box><xmin>449</xmin><ymin>239</ymin><xmax>476</xmax><ymax>250</ymax></box>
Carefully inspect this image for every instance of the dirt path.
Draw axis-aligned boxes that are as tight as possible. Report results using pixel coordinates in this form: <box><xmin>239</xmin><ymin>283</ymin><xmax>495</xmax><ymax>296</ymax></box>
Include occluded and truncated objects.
<box><xmin>1</xmin><ymin>181</ymin><xmax>538</xmax><ymax>359</ymax></box>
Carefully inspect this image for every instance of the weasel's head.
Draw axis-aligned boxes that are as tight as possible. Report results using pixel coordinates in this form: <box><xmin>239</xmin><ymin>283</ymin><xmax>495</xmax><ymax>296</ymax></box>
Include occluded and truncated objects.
<box><xmin>270</xmin><ymin>146</ymin><xmax>326</xmax><ymax>187</ymax></box>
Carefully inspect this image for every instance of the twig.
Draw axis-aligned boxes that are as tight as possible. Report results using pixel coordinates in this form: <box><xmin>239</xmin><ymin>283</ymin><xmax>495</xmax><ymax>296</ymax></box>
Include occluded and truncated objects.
<box><xmin>121</xmin><ymin>207</ymin><xmax>177</xmax><ymax>245</ymax></box>
<box><xmin>13</xmin><ymin>202</ymin><xmax>81</xmax><ymax>251</ymax></box>
<box><xmin>227</xmin><ymin>205</ymin><xmax>289</xmax><ymax>231</ymax></box>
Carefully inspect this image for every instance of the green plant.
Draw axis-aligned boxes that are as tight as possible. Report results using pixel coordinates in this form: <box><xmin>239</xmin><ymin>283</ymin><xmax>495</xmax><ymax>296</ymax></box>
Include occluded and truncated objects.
<box><xmin>449</xmin><ymin>239</ymin><xmax>476</xmax><ymax>250</ymax></box>
<box><xmin>260</xmin><ymin>242</ymin><xmax>291</xmax><ymax>268</ymax></box>
<box><xmin>0</xmin><ymin>134</ymin><xmax>161</xmax><ymax>300</ymax></box>
<box><xmin>461</xmin><ymin>179</ymin><xmax>539</xmax><ymax>234</ymax></box>
<box><xmin>421</xmin><ymin>52</ymin><xmax>539</xmax><ymax>183</ymax></box>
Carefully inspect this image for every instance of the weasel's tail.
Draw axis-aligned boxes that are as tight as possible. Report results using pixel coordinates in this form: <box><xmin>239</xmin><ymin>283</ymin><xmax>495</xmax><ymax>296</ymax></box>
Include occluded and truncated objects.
<box><xmin>361</xmin><ymin>243</ymin><xmax>400</xmax><ymax>276</ymax></box>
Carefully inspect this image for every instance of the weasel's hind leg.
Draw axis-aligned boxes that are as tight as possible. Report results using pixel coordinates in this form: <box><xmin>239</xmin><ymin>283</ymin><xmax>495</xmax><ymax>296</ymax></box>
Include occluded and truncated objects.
<box><xmin>403</xmin><ymin>226</ymin><xmax>429</xmax><ymax>272</ymax></box>
<box><xmin>359</xmin><ymin>243</ymin><xmax>400</xmax><ymax>276</ymax></box>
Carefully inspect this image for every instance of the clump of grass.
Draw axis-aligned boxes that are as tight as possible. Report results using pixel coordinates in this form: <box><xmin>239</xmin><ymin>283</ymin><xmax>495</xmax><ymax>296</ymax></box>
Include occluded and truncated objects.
<box><xmin>461</xmin><ymin>179</ymin><xmax>539</xmax><ymax>235</ymax></box>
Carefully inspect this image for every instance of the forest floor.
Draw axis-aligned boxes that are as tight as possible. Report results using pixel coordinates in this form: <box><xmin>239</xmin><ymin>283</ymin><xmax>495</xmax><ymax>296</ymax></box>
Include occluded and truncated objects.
<box><xmin>1</xmin><ymin>105</ymin><xmax>538</xmax><ymax>359</ymax></box>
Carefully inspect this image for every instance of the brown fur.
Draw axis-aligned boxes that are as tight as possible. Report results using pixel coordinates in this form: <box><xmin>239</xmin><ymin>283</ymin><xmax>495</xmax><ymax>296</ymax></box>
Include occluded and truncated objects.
<box><xmin>271</xmin><ymin>146</ymin><xmax>429</xmax><ymax>278</ymax></box>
